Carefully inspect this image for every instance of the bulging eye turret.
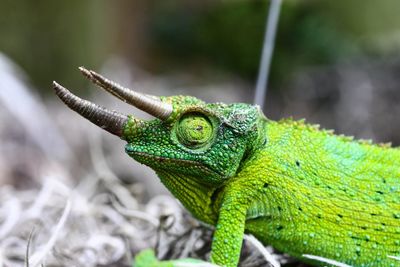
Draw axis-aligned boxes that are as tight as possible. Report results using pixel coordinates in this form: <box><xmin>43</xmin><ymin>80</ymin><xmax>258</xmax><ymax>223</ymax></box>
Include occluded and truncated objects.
<box><xmin>176</xmin><ymin>113</ymin><xmax>213</xmax><ymax>149</ymax></box>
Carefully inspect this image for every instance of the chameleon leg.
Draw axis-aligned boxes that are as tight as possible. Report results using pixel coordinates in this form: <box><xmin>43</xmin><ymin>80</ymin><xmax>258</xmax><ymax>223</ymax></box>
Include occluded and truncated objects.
<box><xmin>210</xmin><ymin>197</ymin><xmax>247</xmax><ymax>267</ymax></box>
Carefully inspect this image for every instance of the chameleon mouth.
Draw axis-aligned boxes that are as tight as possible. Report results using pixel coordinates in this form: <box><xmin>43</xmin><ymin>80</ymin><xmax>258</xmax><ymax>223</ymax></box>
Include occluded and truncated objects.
<box><xmin>126</xmin><ymin>150</ymin><xmax>222</xmax><ymax>177</ymax></box>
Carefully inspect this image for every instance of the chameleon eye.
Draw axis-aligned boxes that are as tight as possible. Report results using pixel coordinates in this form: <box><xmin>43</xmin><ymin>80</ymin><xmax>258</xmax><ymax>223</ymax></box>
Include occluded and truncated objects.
<box><xmin>176</xmin><ymin>113</ymin><xmax>213</xmax><ymax>148</ymax></box>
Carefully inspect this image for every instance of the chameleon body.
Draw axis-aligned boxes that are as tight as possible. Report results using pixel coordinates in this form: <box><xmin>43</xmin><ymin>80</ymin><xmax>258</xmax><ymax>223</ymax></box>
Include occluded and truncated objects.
<box><xmin>54</xmin><ymin>68</ymin><xmax>400</xmax><ymax>267</ymax></box>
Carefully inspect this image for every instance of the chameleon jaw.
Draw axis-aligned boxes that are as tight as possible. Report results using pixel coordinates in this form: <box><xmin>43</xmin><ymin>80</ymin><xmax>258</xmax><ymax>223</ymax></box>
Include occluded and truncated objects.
<box><xmin>127</xmin><ymin>150</ymin><xmax>224</xmax><ymax>178</ymax></box>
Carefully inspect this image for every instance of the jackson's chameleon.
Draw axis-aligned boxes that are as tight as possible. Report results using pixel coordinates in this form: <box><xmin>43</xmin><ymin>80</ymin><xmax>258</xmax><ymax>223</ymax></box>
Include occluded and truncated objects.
<box><xmin>53</xmin><ymin>67</ymin><xmax>400</xmax><ymax>267</ymax></box>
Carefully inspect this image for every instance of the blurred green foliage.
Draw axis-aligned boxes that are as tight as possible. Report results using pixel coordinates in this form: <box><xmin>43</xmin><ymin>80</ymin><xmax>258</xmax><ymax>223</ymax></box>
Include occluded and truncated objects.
<box><xmin>0</xmin><ymin>0</ymin><xmax>110</xmax><ymax>94</ymax></box>
<box><xmin>1</xmin><ymin>0</ymin><xmax>400</xmax><ymax>94</ymax></box>
<box><xmin>148</xmin><ymin>0</ymin><xmax>400</xmax><ymax>85</ymax></box>
<box><xmin>149</xmin><ymin>1</ymin><xmax>267</xmax><ymax>78</ymax></box>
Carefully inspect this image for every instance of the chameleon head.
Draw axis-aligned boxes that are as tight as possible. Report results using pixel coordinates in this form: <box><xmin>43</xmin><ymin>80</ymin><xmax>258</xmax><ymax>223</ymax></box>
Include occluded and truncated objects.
<box><xmin>53</xmin><ymin>67</ymin><xmax>263</xmax><ymax>188</ymax></box>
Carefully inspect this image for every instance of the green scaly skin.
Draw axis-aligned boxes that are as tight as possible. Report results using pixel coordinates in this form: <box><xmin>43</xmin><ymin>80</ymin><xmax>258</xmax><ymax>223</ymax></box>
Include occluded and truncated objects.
<box><xmin>120</xmin><ymin>95</ymin><xmax>400</xmax><ymax>267</ymax></box>
<box><xmin>134</xmin><ymin>249</ymin><xmax>206</xmax><ymax>267</ymax></box>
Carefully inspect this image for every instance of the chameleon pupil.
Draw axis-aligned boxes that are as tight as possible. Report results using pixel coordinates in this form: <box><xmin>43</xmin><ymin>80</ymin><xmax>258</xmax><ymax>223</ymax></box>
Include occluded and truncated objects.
<box><xmin>177</xmin><ymin>114</ymin><xmax>213</xmax><ymax>148</ymax></box>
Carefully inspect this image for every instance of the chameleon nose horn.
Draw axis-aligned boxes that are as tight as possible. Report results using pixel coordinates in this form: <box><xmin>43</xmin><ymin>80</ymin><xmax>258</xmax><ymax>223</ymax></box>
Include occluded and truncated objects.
<box><xmin>53</xmin><ymin>81</ymin><xmax>128</xmax><ymax>137</ymax></box>
<box><xmin>78</xmin><ymin>67</ymin><xmax>173</xmax><ymax>120</ymax></box>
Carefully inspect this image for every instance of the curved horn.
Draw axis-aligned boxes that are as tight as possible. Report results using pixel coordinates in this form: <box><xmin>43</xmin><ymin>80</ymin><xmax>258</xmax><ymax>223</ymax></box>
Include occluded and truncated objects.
<box><xmin>79</xmin><ymin>67</ymin><xmax>172</xmax><ymax>120</ymax></box>
<box><xmin>53</xmin><ymin>81</ymin><xmax>128</xmax><ymax>137</ymax></box>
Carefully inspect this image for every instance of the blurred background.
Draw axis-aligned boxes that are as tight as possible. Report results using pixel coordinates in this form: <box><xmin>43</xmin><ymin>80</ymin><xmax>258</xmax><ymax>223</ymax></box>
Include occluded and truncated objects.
<box><xmin>1</xmin><ymin>0</ymin><xmax>400</xmax><ymax>266</ymax></box>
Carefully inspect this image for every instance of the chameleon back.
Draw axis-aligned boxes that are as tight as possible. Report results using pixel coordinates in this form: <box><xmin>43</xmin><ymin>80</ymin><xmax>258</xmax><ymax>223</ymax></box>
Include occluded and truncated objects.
<box><xmin>244</xmin><ymin>119</ymin><xmax>400</xmax><ymax>266</ymax></box>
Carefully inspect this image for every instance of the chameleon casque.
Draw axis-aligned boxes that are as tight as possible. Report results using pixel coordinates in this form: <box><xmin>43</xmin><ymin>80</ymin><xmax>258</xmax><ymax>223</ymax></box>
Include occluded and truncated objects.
<box><xmin>53</xmin><ymin>67</ymin><xmax>400</xmax><ymax>267</ymax></box>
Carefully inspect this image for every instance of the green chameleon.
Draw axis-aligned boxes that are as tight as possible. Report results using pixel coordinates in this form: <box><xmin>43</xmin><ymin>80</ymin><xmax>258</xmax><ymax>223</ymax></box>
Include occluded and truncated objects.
<box><xmin>53</xmin><ymin>67</ymin><xmax>400</xmax><ymax>267</ymax></box>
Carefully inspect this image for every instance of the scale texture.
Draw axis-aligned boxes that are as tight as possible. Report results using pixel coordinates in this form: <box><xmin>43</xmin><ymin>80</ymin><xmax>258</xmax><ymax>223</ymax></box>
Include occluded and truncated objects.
<box><xmin>122</xmin><ymin>95</ymin><xmax>400</xmax><ymax>267</ymax></box>
<box><xmin>57</xmin><ymin>82</ymin><xmax>400</xmax><ymax>267</ymax></box>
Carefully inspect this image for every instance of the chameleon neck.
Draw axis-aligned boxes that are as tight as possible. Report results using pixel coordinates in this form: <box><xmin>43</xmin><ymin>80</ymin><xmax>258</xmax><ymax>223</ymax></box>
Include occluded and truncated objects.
<box><xmin>156</xmin><ymin>170</ymin><xmax>218</xmax><ymax>225</ymax></box>
<box><xmin>245</xmin><ymin>119</ymin><xmax>400</xmax><ymax>266</ymax></box>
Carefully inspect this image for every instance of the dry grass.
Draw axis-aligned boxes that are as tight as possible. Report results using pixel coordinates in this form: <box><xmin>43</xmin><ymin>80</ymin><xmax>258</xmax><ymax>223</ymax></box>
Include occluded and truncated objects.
<box><xmin>0</xmin><ymin>148</ymin><xmax>286</xmax><ymax>267</ymax></box>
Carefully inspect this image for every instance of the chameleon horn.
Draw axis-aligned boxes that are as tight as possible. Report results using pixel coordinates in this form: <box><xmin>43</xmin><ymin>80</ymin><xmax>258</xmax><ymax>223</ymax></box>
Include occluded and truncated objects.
<box><xmin>79</xmin><ymin>67</ymin><xmax>173</xmax><ymax>120</ymax></box>
<box><xmin>53</xmin><ymin>81</ymin><xmax>128</xmax><ymax>137</ymax></box>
